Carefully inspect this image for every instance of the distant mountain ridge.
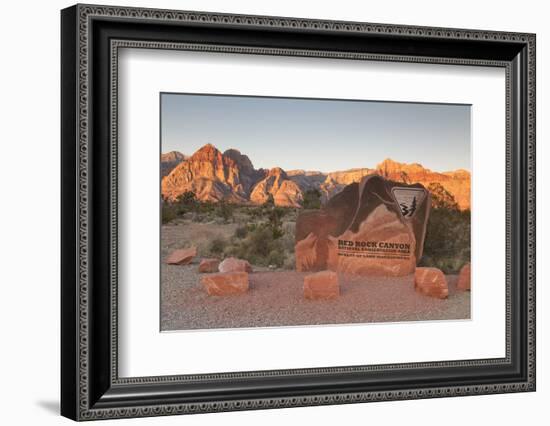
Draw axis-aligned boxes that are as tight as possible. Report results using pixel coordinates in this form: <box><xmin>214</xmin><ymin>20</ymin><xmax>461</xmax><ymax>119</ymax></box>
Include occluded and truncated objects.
<box><xmin>161</xmin><ymin>151</ymin><xmax>187</xmax><ymax>178</ymax></box>
<box><xmin>161</xmin><ymin>144</ymin><xmax>471</xmax><ymax>210</ymax></box>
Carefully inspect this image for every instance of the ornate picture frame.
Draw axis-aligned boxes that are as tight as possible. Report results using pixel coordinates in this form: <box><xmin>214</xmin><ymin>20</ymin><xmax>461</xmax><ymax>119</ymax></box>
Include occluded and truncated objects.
<box><xmin>61</xmin><ymin>4</ymin><xmax>535</xmax><ymax>421</ymax></box>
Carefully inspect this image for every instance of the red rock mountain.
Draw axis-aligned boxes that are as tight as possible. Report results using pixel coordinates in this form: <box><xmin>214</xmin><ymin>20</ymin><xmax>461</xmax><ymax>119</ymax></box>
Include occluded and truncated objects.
<box><xmin>374</xmin><ymin>158</ymin><xmax>470</xmax><ymax>210</ymax></box>
<box><xmin>161</xmin><ymin>144</ymin><xmax>471</xmax><ymax>210</ymax></box>
<box><xmin>317</xmin><ymin>168</ymin><xmax>375</xmax><ymax>202</ymax></box>
<box><xmin>162</xmin><ymin>144</ymin><xmax>264</xmax><ymax>203</ymax></box>
<box><xmin>250</xmin><ymin>167</ymin><xmax>303</xmax><ymax>207</ymax></box>
<box><xmin>160</xmin><ymin>151</ymin><xmax>187</xmax><ymax>178</ymax></box>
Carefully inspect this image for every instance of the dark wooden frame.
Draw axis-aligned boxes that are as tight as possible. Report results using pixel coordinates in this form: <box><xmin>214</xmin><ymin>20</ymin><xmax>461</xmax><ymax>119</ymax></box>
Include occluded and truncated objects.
<box><xmin>61</xmin><ymin>4</ymin><xmax>536</xmax><ymax>421</ymax></box>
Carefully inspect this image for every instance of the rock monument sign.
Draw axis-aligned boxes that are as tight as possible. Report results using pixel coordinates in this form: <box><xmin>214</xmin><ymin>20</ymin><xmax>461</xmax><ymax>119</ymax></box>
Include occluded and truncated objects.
<box><xmin>295</xmin><ymin>175</ymin><xmax>431</xmax><ymax>276</ymax></box>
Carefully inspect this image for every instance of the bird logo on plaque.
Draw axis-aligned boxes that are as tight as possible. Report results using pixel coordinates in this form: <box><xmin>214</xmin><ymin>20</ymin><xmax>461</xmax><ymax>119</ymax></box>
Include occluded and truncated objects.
<box><xmin>391</xmin><ymin>187</ymin><xmax>427</xmax><ymax>219</ymax></box>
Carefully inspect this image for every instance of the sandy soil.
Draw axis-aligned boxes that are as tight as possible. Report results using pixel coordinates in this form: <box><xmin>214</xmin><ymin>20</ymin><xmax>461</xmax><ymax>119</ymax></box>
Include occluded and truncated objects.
<box><xmin>161</xmin><ymin>219</ymin><xmax>240</xmax><ymax>260</ymax></box>
<box><xmin>160</xmin><ymin>221</ymin><xmax>470</xmax><ymax>331</ymax></box>
<box><xmin>161</xmin><ymin>261</ymin><xmax>470</xmax><ymax>331</ymax></box>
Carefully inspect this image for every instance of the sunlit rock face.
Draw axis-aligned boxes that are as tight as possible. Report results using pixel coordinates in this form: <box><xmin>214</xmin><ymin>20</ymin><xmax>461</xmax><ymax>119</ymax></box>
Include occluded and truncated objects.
<box><xmin>375</xmin><ymin>158</ymin><xmax>470</xmax><ymax>210</ymax></box>
<box><xmin>161</xmin><ymin>145</ymin><xmax>468</xmax><ymax>211</ymax></box>
<box><xmin>249</xmin><ymin>167</ymin><xmax>303</xmax><ymax>208</ymax></box>
<box><xmin>289</xmin><ymin>159</ymin><xmax>470</xmax><ymax>211</ymax></box>
<box><xmin>161</xmin><ymin>144</ymin><xmax>303</xmax><ymax>206</ymax></box>
<box><xmin>161</xmin><ymin>144</ymin><xmax>263</xmax><ymax>203</ymax></box>
<box><xmin>161</xmin><ymin>151</ymin><xmax>187</xmax><ymax>178</ymax></box>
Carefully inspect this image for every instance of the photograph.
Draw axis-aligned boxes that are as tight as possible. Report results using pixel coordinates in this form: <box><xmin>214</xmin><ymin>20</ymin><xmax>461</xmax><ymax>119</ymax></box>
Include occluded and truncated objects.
<box><xmin>159</xmin><ymin>93</ymin><xmax>472</xmax><ymax>331</ymax></box>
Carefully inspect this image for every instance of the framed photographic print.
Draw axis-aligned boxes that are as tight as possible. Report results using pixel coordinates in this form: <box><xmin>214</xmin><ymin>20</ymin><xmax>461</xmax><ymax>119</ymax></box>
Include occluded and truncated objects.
<box><xmin>61</xmin><ymin>4</ymin><xmax>536</xmax><ymax>421</ymax></box>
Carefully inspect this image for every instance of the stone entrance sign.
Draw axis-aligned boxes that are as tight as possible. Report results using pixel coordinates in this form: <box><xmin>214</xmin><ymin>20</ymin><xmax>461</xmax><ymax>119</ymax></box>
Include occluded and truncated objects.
<box><xmin>295</xmin><ymin>175</ymin><xmax>431</xmax><ymax>276</ymax></box>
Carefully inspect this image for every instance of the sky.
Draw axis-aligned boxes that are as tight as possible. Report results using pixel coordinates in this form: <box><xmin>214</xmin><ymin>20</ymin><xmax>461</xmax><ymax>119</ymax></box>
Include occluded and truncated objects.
<box><xmin>161</xmin><ymin>93</ymin><xmax>471</xmax><ymax>173</ymax></box>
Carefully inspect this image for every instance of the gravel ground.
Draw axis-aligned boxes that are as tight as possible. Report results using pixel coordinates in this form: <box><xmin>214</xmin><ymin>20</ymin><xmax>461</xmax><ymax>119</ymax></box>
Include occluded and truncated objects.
<box><xmin>160</xmin><ymin>260</ymin><xmax>470</xmax><ymax>331</ymax></box>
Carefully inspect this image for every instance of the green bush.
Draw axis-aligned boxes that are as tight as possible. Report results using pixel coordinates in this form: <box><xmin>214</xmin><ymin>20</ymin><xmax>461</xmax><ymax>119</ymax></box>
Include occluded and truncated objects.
<box><xmin>216</xmin><ymin>200</ymin><xmax>234</xmax><ymax>223</ymax></box>
<box><xmin>162</xmin><ymin>197</ymin><xmax>297</xmax><ymax>268</ymax></box>
<box><xmin>161</xmin><ymin>191</ymin><xmax>198</xmax><ymax>223</ymax></box>
<box><xmin>233</xmin><ymin>225</ymin><xmax>248</xmax><ymax>239</ymax></box>
<box><xmin>161</xmin><ymin>195</ymin><xmax>241</xmax><ymax>224</ymax></box>
<box><xmin>176</xmin><ymin>190</ymin><xmax>197</xmax><ymax>205</ymax></box>
<box><xmin>161</xmin><ymin>204</ymin><xmax>177</xmax><ymax>224</ymax></box>
<box><xmin>247</xmin><ymin>226</ymin><xmax>273</xmax><ymax>257</ymax></box>
<box><xmin>225</xmin><ymin>222</ymin><xmax>292</xmax><ymax>268</ymax></box>
<box><xmin>420</xmin><ymin>208</ymin><xmax>470</xmax><ymax>274</ymax></box>
<box><xmin>418</xmin><ymin>183</ymin><xmax>470</xmax><ymax>274</ymax></box>
<box><xmin>208</xmin><ymin>237</ymin><xmax>227</xmax><ymax>256</ymax></box>
<box><xmin>283</xmin><ymin>253</ymin><xmax>296</xmax><ymax>270</ymax></box>
<box><xmin>267</xmin><ymin>249</ymin><xmax>285</xmax><ymax>267</ymax></box>
<box><xmin>302</xmin><ymin>189</ymin><xmax>322</xmax><ymax>209</ymax></box>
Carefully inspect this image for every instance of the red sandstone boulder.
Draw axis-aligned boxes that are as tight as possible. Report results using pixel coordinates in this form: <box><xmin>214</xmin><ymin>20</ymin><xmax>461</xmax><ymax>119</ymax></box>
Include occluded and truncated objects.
<box><xmin>295</xmin><ymin>211</ymin><xmax>338</xmax><ymax>272</ymax></box>
<box><xmin>218</xmin><ymin>257</ymin><xmax>253</xmax><ymax>273</ymax></box>
<box><xmin>295</xmin><ymin>233</ymin><xmax>319</xmax><ymax>272</ymax></box>
<box><xmin>198</xmin><ymin>258</ymin><xmax>220</xmax><ymax>273</ymax></box>
<box><xmin>457</xmin><ymin>263</ymin><xmax>471</xmax><ymax>291</ymax></box>
<box><xmin>200</xmin><ymin>272</ymin><xmax>249</xmax><ymax>296</ymax></box>
<box><xmin>304</xmin><ymin>271</ymin><xmax>340</xmax><ymax>300</ymax></box>
<box><xmin>165</xmin><ymin>247</ymin><xmax>197</xmax><ymax>265</ymax></box>
<box><xmin>415</xmin><ymin>267</ymin><xmax>449</xmax><ymax>299</ymax></box>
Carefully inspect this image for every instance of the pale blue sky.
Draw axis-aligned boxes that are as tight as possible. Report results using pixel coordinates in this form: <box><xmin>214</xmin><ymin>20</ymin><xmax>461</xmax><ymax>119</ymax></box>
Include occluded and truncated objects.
<box><xmin>161</xmin><ymin>93</ymin><xmax>470</xmax><ymax>173</ymax></box>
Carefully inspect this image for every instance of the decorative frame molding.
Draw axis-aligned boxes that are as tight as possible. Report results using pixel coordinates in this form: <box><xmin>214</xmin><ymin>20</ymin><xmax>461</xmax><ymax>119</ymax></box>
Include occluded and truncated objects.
<box><xmin>61</xmin><ymin>4</ymin><xmax>536</xmax><ymax>421</ymax></box>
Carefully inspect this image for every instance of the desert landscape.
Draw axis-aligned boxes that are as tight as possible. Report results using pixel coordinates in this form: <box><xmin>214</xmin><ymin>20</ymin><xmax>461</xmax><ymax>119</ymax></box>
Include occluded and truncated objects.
<box><xmin>160</xmin><ymin>143</ymin><xmax>471</xmax><ymax>331</ymax></box>
<box><xmin>161</xmin><ymin>143</ymin><xmax>471</xmax><ymax>210</ymax></box>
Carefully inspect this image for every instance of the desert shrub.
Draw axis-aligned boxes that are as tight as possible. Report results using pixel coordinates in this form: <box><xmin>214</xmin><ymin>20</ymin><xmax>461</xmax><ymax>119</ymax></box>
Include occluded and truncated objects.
<box><xmin>247</xmin><ymin>226</ymin><xmax>273</xmax><ymax>257</ymax></box>
<box><xmin>175</xmin><ymin>191</ymin><xmax>199</xmax><ymax>215</ymax></box>
<box><xmin>181</xmin><ymin>201</ymin><xmax>298</xmax><ymax>268</ymax></box>
<box><xmin>216</xmin><ymin>200</ymin><xmax>234</xmax><ymax>223</ymax></box>
<box><xmin>161</xmin><ymin>191</ymin><xmax>200</xmax><ymax>223</ymax></box>
<box><xmin>267</xmin><ymin>249</ymin><xmax>285</xmax><ymax>267</ymax></box>
<box><xmin>176</xmin><ymin>190</ymin><xmax>197</xmax><ymax>205</ymax></box>
<box><xmin>419</xmin><ymin>184</ymin><xmax>470</xmax><ymax>274</ymax></box>
<box><xmin>243</xmin><ymin>203</ymin><xmax>291</xmax><ymax>236</ymax></box>
<box><xmin>196</xmin><ymin>202</ymin><xmax>215</xmax><ymax>214</ymax></box>
<box><xmin>279</xmin><ymin>228</ymin><xmax>296</xmax><ymax>253</ymax></box>
<box><xmin>283</xmin><ymin>253</ymin><xmax>296</xmax><ymax>270</ymax></box>
<box><xmin>208</xmin><ymin>237</ymin><xmax>227</xmax><ymax>256</ymax></box>
<box><xmin>234</xmin><ymin>225</ymin><xmax>248</xmax><ymax>239</ymax></box>
<box><xmin>302</xmin><ymin>189</ymin><xmax>322</xmax><ymax>209</ymax></box>
<box><xmin>420</xmin><ymin>208</ymin><xmax>470</xmax><ymax>274</ymax></box>
<box><xmin>266</xmin><ymin>207</ymin><xmax>290</xmax><ymax>238</ymax></box>
<box><xmin>248</xmin><ymin>206</ymin><xmax>265</xmax><ymax>219</ymax></box>
<box><xmin>161</xmin><ymin>204</ymin><xmax>178</xmax><ymax>224</ymax></box>
<box><xmin>163</xmin><ymin>198</ymin><xmax>237</xmax><ymax>223</ymax></box>
<box><xmin>224</xmin><ymin>222</ymin><xmax>292</xmax><ymax>268</ymax></box>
